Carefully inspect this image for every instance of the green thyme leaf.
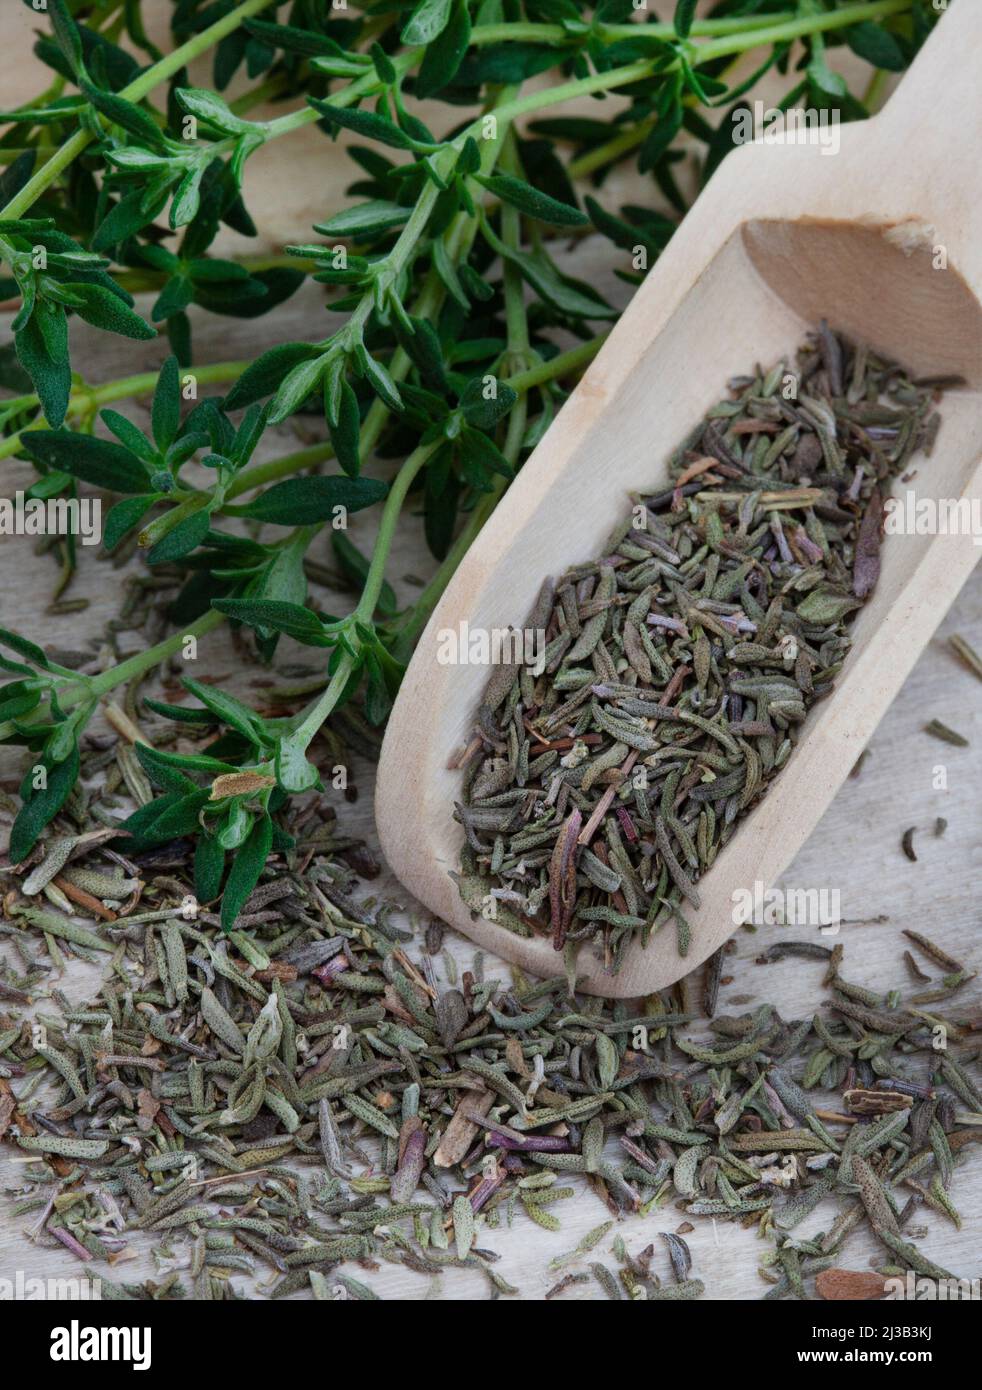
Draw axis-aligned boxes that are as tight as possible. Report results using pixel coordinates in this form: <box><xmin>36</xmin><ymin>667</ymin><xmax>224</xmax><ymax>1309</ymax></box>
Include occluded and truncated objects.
<box><xmin>21</xmin><ymin>431</ymin><xmax>153</xmax><ymax>494</ymax></box>
<box><xmin>0</xmin><ymin>681</ymin><xmax>42</xmax><ymax>724</ymax></box>
<box><xmin>402</xmin><ymin>0</ymin><xmax>452</xmax><ymax>45</ymax></box>
<box><xmin>234</xmin><ymin>475</ymin><xmax>388</xmax><ymax>526</ymax></box>
<box><xmin>224</xmin><ymin>343</ymin><xmax>319</xmax><ymax>411</ymax></box>
<box><xmin>327</xmin><ymin>379</ymin><xmax>362</xmax><ymax>476</ymax></box>
<box><xmin>355</xmin><ymin>348</ymin><xmax>403</xmax><ymax>412</ymax></box>
<box><xmin>147</xmin><ymin>507</ymin><xmax>212</xmax><ymax>564</ymax></box>
<box><xmin>122</xmin><ymin>789</ymin><xmax>212</xmax><ymax>845</ymax></box>
<box><xmin>243</xmin><ymin>19</ymin><xmax>346</xmax><ymax>59</ymax></box>
<box><xmin>459</xmin><ymin>377</ymin><xmax>518</xmax><ymax>430</ymax></box>
<box><xmin>142</xmin><ymin>697</ymin><xmax>218</xmax><ymax>726</ymax></box>
<box><xmin>460</xmin><ymin>426</ymin><xmax>511</xmax><ymax>478</ymax></box>
<box><xmin>268</xmin><ymin>354</ymin><xmax>329</xmax><ymax>424</ymax></box>
<box><xmin>176</xmin><ymin>87</ymin><xmax>259</xmax><ymax>135</ymax></box>
<box><xmin>151</xmin><ymin>355</ymin><xmax>182</xmax><ymax>452</ymax></box>
<box><xmin>10</xmin><ymin>742</ymin><xmax>80</xmax><ymax>863</ymax></box>
<box><xmin>67</xmin><ymin>283</ymin><xmax>156</xmax><ymax>341</ymax></box>
<box><xmin>213</xmin><ymin>599</ymin><xmax>332</xmax><ymax>646</ymax></box>
<box><xmin>314</xmin><ymin>201</ymin><xmax>411</xmax><ymax>239</ymax></box>
<box><xmin>14</xmin><ymin>310</ymin><xmax>72</xmax><ymax>427</ymax></box>
<box><xmin>194</xmin><ymin>832</ymin><xmax>226</xmax><ymax>901</ymax></box>
<box><xmin>93</xmin><ymin>186</ymin><xmax>169</xmax><ymax>253</ymax></box>
<box><xmin>673</xmin><ymin>0</ymin><xmax>698</xmax><ymax>41</ymax></box>
<box><xmin>480</xmin><ymin>219</ymin><xmax>616</xmax><ymax>319</ymax></box>
<box><xmin>309</xmin><ymin>99</ymin><xmax>422</xmax><ymax>151</ymax></box>
<box><xmin>48</xmin><ymin>0</ymin><xmax>84</xmax><ymax>77</ymax></box>
<box><xmin>132</xmin><ymin>743</ymin><xmax>199</xmax><ymax>795</ymax></box>
<box><xmin>80</xmin><ymin>81</ymin><xmax>164</xmax><ymax>147</ymax></box>
<box><xmin>476</xmin><ymin>174</ymin><xmax>587</xmax><ymax>227</ymax></box>
<box><xmin>104</xmin><ymin>494</ymin><xmax>159</xmax><ymax>549</ymax></box>
<box><xmin>639</xmin><ymin>101</ymin><xmax>684</xmax><ymax>171</ymax></box>
<box><xmin>221</xmin><ymin>812</ymin><xmax>273</xmax><ymax>930</ymax></box>
<box><xmin>170</xmin><ymin>166</ymin><xmax>206</xmax><ymax>228</ymax></box>
<box><xmin>364</xmin><ymin>658</ymin><xmax>393</xmax><ymax>726</ymax></box>
<box><xmin>100</xmin><ymin>410</ymin><xmax>158</xmax><ymax>463</ymax></box>
<box><xmin>846</xmin><ymin>22</ymin><xmax>906</xmax><ymax>71</ymax></box>
<box><xmin>181</xmin><ymin>678</ymin><xmax>264</xmax><ymax>743</ymax></box>
<box><xmin>416</xmin><ymin>0</ymin><xmax>471</xmax><ymax>97</ymax></box>
<box><xmin>0</xmin><ymin>628</ymin><xmax>51</xmax><ymax>669</ymax></box>
<box><xmin>135</xmin><ymin>740</ymin><xmax>230</xmax><ymax>780</ymax></box>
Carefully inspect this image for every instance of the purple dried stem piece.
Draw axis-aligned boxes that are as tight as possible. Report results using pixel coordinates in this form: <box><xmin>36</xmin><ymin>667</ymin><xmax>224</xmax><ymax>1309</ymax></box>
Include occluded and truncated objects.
<box><xmin>48</xmin><ymin>1226</ymin><xmax>93</xmax><ymax>1262</ymax></box>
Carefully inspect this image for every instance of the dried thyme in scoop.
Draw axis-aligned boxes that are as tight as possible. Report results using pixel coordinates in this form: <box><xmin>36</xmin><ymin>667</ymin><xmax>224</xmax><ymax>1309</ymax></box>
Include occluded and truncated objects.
<box><xmin>455</xmin><ymin>326</ymin><xmax>951</xmax><ymax>971</ymax></box>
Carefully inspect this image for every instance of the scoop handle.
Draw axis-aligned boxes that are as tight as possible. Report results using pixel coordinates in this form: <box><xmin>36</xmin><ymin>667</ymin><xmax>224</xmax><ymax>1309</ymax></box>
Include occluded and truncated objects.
<box><xmin>868</xmin><ymin>3</ymin><xmax>982</xmax><ymax>255</ymax></box>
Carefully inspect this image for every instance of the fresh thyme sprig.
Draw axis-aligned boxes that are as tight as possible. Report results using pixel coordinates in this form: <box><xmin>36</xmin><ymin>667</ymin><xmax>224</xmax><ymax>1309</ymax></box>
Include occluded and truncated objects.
<box><xmin>0</xmin><ymin>0</ymin><xmax>937</xmax><ymax>922</ymax></box>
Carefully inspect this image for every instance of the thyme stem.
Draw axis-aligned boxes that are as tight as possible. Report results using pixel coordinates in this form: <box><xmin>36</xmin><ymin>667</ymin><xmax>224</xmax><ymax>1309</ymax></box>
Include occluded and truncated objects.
<box><xmin>0</xmin><ymin>0</ymin><xmax>272</xmax><ymax>220</ymax></box>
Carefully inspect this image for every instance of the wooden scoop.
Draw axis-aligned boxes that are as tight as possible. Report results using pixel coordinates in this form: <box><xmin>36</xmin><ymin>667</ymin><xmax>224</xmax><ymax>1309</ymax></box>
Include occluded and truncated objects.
<box><xmin>377</xmin><ymin>5</ymin><xmax>982</xmax><ymax>998</ymax></box>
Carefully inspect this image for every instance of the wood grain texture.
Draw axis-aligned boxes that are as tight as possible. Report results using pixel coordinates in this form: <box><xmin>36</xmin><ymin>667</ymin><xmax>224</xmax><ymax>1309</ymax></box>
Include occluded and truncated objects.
<box><xmin>0</xmin><ymin>1</ymin><xmax>979</xmax><ymax>1302</ymax></box>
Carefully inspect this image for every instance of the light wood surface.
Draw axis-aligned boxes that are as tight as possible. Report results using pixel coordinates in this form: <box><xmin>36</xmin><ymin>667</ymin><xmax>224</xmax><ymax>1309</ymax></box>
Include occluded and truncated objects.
<box><xmin>1</xmin><ymin>1</ymin><xmax>979</xmax><ymax>1302</ymax></box>
<box><xmin>376</xmin><ymin>3</ymin><xmax>982</xmax><ymax>997</ymax></box>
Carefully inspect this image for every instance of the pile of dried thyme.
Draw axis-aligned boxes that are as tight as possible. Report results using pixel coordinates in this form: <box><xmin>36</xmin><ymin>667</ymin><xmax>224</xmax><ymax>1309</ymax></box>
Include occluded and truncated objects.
<box><xmin>1</xmin><ymin>785</ymin><xmax>979</xmax><ymax>1298</ymax></box>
